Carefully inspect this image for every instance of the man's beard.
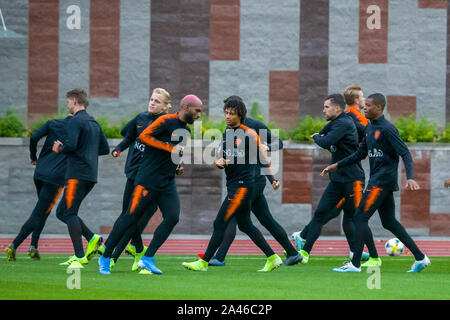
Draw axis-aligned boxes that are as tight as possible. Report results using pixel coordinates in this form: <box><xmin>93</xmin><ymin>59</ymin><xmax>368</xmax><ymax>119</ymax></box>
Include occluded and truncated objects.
<box><xmin>185</xmin><ymin>112</ymin><xmax>195</xmax><ymax>124</ymax></box>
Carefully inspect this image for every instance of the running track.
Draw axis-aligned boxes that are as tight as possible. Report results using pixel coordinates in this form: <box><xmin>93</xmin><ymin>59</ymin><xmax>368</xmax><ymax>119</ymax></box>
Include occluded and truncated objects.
<box><xmin>1</xmin><ymin>238</ymin><xmax>450</xmax><ymax>256</ymax></box>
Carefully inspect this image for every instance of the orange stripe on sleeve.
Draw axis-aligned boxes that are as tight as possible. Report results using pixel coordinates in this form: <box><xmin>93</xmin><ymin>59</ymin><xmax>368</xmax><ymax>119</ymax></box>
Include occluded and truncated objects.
<box><xmin>224</xmin><ymin>187</ymin><xmax>248</xmax><ymax>222</ymax></box>
<box><xmin>46</xmin><ymin>187</ymin><xmax>63</xmax><ymax>214</ymax></box>
<box><xmin>363</xmin><ymin>186</ymin><xmax>383</xmax><ymax>213</ymax></box>
<box><xmin>138</xmin><ymin>113</ymin><xmax>178</xmax><ymax>153</ymax></box>
<box><xmin>65</xmin><ymin>179</ymin><xmax>78</xmax><ymax>209</ymax></box>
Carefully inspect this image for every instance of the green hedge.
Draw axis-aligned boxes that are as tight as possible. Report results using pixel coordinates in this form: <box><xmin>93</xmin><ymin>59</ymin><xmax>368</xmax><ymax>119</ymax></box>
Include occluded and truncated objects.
<box><xmin>1</xmin><ymin>108</ymin><xmax>449</xmax><ymax>142</ymax></box>
<box><xmin>395</xmin><ymin>115</ymin><xmax>436</xmax><ymax>143</ymax></box>
<box><xmin>0</xmin><ymin>110</ymin><xmax>27</xmax><ymax>137</ymax></box>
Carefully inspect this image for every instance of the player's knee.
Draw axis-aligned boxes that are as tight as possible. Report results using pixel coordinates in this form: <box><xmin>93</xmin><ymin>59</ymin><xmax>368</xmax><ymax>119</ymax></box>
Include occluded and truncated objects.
<box><xmin>165</xmin><ymin>213</ymin><xmax>179</xmax><ymax>227</ymax></box>
<box><xmin>237</xmin><ymin>222</ymin><xmax>252</xmax><ymax>234</ymax></box>
<box><xmin>55</xmin><ymin>207</ymin><xmax>66</xmax><ymax>223</ymax></box>
<box><xmin>353</xmin><ymin>213</ymin><xmax>367</xmax><ymax>227</ymax></box>
<box><xmin>380</xmin><ymin>219</ymin><xmax>396</xmax><ymax>231</ymax></box>
<box><xmin>213</xmin><ymin>219</ymin><xmax>226</xmax><ymax>232</ymax></box>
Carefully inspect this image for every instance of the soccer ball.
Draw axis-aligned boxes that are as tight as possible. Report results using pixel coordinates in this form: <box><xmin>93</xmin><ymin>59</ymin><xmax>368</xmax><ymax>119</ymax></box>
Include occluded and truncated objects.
<box><xmin>385</xmin><ymin>238</ymin><xmax>404</xmax><ymax>256</ymax></box>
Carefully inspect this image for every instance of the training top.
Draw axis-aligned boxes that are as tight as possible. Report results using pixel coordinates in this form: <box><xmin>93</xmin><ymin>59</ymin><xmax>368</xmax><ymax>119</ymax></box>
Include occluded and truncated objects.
<box><xmin>114</xmin><ymin>112</ymin><xmax>163</xmax><ymax>179</ymax></box>
<box><xmin>345</xmin><ymin>105</ymin><xmax>369</xmax><ymax>143</ymax></box>
<box><xmin>30</xmin><ymin>117</ymin><xmax>71</xmax><ymax>186</ymax></box>
<box><xmin>136</xmin><ymin>113</ymin><xmax>190</xmax><ymax>191</ymax></box>
<box><xmin>243</xmin><ymin>117</ymin><xmax>283</xmax><ymax>186</ymax></box>
<box><xmin>57</xmin><ymin>110</ymin><xmax>110</xmax><ymax>183</ymax></box>
<box><xmin>221</xmin><ymin>124</ymin><xmax>276</xmax><ymax>188</ymax></box>
<box><xmin>313</xmin><ymin>112</ymin><xmax>365</xmax><ymax>183</ymax></box>
<box><xmin>337</xmin><ymin>115</ymin><xmax>414</xmax><ymax>191</ymax></box>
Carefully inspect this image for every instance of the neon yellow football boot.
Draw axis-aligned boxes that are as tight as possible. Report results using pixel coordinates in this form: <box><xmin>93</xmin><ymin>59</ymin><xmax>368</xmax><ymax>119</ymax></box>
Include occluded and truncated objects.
<box><xmin>5</xmin><ymin>243</ymin><xmax>16</xmax><ymax>262</ymax></box>
<box><xmin>125</xmin><ymin>243</ymin><xmax>136</xmax><ymax>256</ymax></box>
<box><xmin>132</xmin><ymin>246</ymin><xmax>148</xmax><ymax>271</ymax></box>
<box><xmin>85</xmin><ymin>234</ymin><xmax>103</xmax><ymax>260</ymax></box>
<box><xmin>60</xmin><ymin>255</ymin><xmax>88</xmax><ymax>268</ymax></box>
<box><xmin>258</xmin><ymin>254</ymin><xmax>283</xmax><ymax>272</ymax></box>
<box><xmin>361</xmin><ymin>257</ymin><xmax>382</xmax><ymax>267</ymax></box>
<box><xmin>299</xmin><ymin>250</ymin><xmax>309</xmax><ymax>264</ymax></box>
<box><xmin>182</xmin><ymin>259</ymin><xmax>209</xmax><ymax>271</ymax></box>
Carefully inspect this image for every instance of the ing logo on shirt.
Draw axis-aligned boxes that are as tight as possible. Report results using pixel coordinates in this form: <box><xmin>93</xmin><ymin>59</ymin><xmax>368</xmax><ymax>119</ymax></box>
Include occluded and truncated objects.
<box><xmin>134</xmin><ymin>141</ymin><xmax>145</xmax><ymax>152</ymax></box>
<box><xmin>374</xmin><ymin>130</ymin><xmax>381</xmax><ymax>140</ymax></box>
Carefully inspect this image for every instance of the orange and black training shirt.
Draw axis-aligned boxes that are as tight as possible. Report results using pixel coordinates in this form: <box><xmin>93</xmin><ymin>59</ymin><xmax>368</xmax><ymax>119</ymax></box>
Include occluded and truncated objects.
<box><xmin>136</xmin><ymin>113</ymin><xmax>190</xmax><ymax>191</ymax></box>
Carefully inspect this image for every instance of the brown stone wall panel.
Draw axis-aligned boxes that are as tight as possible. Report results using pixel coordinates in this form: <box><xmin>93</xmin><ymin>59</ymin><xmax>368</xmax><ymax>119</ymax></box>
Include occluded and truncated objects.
<box><xmin>418</xmin><ymin>0</ymin><xmax>447</xmax><ymax>9</ymax></box>
<box><xmin>300</xmin><ymin>0</ymin><xmax>329</xmax><ymax>56</ymax></box>
<box><xmin>269</xmin><ymin>101</ymin><xmax>299</xmax><ymax>129</ymax></box>
<box><xmin>282</xmin><ymin>149</ymin><xmax>312</xmax><ymax>204</ymax></box>
<box><xmin>299</xmin><ymin>56</ymin><xmax>329</xmax><ymax>118</ymax></box>
<box><xmin>89</xmin><ymin>0</ymin><xmax>120</xmax><ymax>98</ymax></box>
<box><xmin>210</xmin><ymin>0</ymin><xmax>240</xmax><ymax>60</ymax></box>
<box><xmin>269</xmin><ymin>71</ymin><xmax>299</xmax><ymax>101</ymax></box>
<box><xmin>151</xmin><ymin>0</ymin><xmax>210</xmax><ymax>114</ymax></box>
<box><xmin>269</xmin><ymin>71</ymin><xmax>299</xmax><ymax>129</ymax></box>
<box><xmin>28</xmin><ymin>0</ymin><xmax>59</xmax><ymax>116</ymax></box>
<box><xmin>430</xmin><ymin>214</ymin><xmax>450</xmax><ymax>236</ymax></box>
<box><xmin>387</xmin><ymin>96</ymin><xmax>417</xmax><ymax>121</ymax></box>
<box><xmin>359</xmin><ymin>0</ymin><xmax>388</xmax><ymax>64</ymax></box>
<box><xmin>299</xmin><ymin>0</ymin><xmax>329</xmax><ymax>118</ymax></box>
<box><xmin>400</xmin><ymin>151</ymin><xmax>431</xmax><ymax>228</ymax></box>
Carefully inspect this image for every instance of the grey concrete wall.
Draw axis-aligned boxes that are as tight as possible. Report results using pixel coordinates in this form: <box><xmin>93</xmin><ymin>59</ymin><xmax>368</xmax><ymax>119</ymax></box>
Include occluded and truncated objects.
<box><xmin>0</xmin><ymin>0</ymin><xmax>28</xmax><ymax>120</ymax></box>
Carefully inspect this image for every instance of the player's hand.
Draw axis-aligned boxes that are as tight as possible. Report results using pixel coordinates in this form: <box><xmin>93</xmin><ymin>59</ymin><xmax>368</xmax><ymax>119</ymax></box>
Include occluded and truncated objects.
<box><xmin>260</xmin><ymin>143</ymin><xmax>269</xmax><ymax>152</ymax></box>
<box><xmin>176</xmin><ymin>164</ymin><xmax>184</xmax><ymax>175</ymax></box>
<box><xmin>272</xmin><ymin>180</ymin><xmax>280</xmax><ymax>190</ymax></box>
<box><xmin>320</xmin><ymin>163</ymin><xmax>338</xmax><ymax>176</ymax></box>
<box><xmin>30</xmin><ymin>159</ymin><xmax>37</xmax><ymax>166</ymax></box>
<box><xmin>445</xmin><ymin>178</ymin><xmax>450</xmax><ymax>188</ymax></box>
<box><xmin>311</xmin><ymin>133</ymin><xmax>319</xmax><ymax>138</ymax></box>
<box><xmin>405</xmin><ymin>179</ymin><xmax>420</xmax><ymax>190</ymax></box>
<box><xmin>111</xmin><ymin>149</ymin><xmax>121</xmax><ymax>157</ymax></box>
<box><xmin>52</xmin><ymin>140</ymin><xmax>62</xmax><ymax>153</ymax></box>
<box><xmin>172</xmin><ymin>144</ymin><xmax>184</xmax><ymax>156</ymax></box>
<box><xmin>112</xmin><ymin>149</ymin><xmax>120</xmax><ymax>157</ymax></box>
<box><xmin>214</xmin><ymin>158</ymin><xmax>229</xmax><ymax>169</ymax></box>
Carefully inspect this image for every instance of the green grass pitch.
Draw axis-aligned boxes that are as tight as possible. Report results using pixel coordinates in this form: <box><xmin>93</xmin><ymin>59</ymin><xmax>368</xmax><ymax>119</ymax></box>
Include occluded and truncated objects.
<box><xmin>1</xmin><ymin>254</ymin><xmax>449</xmax><ymax>300</ymax></box>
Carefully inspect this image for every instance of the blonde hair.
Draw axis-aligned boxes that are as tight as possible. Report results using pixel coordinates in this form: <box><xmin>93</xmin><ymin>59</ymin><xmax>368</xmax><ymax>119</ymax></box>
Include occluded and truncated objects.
<box><xmin>152</xmin><ymin>88</ymin><xmax>171</xmax><ymax>105</ymax></box>
<box><xmin>344</xmin><ymin>84</ymin><xmax>362</xmax><ymax>106</ymax></box>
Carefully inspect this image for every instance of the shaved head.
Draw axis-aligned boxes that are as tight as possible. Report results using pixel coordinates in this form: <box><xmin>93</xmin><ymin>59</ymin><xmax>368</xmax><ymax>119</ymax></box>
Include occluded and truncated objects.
<box><xmin>179</xmin><ymin>94</ymin><xmax>203</xmax><ymax>124</ymax></box>
<box><xmin>181</xmin><ymin>94</ymin><xmax>202</xmax><ymax>107</ymax></box>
